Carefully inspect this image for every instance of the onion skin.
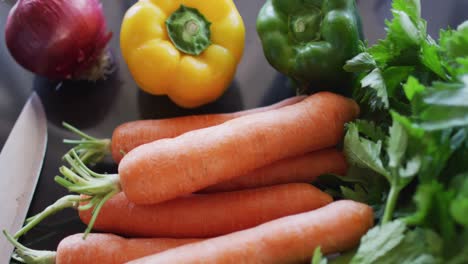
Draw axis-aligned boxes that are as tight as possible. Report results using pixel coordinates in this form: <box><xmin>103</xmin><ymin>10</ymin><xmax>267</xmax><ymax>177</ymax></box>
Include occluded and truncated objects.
<box><xmin>5</xmin><ymin>0</ymin><xmax>112</xmax><ymax>80</ymax></box>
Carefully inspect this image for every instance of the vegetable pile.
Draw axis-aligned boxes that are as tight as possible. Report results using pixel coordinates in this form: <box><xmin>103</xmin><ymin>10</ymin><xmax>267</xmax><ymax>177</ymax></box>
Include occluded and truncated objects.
<box><xmin>5</xmin><ymin>92</ymin><xmax>370</xmax><ymax>263</ymax></box>
<box><xmin>2</xmin><ymin>0</ymin><xmax>468</xmax><ymax>263</ymax></box>
<box><xmin>312</xmin><ymin>0</ymin><xmax>468</xmax><ymax>262</ymax></box>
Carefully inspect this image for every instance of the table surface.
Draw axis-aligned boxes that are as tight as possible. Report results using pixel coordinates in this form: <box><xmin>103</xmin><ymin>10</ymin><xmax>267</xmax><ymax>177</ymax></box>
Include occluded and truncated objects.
<box><xmin>1</xmin><ymin>0</ymin><xmax>467</xmax><ymax>253</ymax></box>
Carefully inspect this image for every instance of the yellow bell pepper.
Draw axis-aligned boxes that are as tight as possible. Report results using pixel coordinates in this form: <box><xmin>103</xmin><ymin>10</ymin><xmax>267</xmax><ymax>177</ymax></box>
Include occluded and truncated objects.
<box><xmin>120</xmin><ymin>0</ymin><xmax>245</xmax><ymax>108</ymax></box>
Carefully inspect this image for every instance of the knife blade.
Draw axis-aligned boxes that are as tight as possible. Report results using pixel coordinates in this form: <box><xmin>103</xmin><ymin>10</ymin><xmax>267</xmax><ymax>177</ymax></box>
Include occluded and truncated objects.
<box><xmin>0</xmin><ymin>92</ymin><xmax>47</xmax><ymax>262</ymax></box>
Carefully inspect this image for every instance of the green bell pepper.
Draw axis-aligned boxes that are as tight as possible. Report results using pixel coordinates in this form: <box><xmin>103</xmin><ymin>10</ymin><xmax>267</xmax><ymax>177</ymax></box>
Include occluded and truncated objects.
<box><xmin>257</xmin><ymin>0</ymin><xmax>363</xmax><ymax>92</ymax></box>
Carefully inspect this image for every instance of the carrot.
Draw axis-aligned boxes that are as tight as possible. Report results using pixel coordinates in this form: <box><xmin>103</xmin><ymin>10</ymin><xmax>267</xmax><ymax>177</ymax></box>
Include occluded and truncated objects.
<box><xmin>110</xmin><ymin>96</ymin><xmax>306</xmax><ymax>163</ymax></box>
<box><xmin>79</xmin><ymin>183</ymin><xmax>333</xmax><ymax>238</ymax></box>
<box><xmin>14</xmin><ymin>184</ymin><xmax>332</xmax><ymax>239</ymax></box>
<box><xmin>3</xmin><ymin>232</ymin><xmax>200</xmax><ymax>264</ymax></box>
<box><xmin>55</xmin><ymin>92</ymin><xmax>359</xmax><ymax>235</ymax></box>
<box><xmin>201</xmin><ymin>149</ymin><xmax>347</xmax><ymax>193</ymax></box>
<box><xmin>63</xmin><ymin>96</ymin><xmax>306</xmax><ymax>164</ymax></box>
<box><xmin>127</xmin><ymin>200</ymin><xmax>374</xmax><ymax>264</ymax></box>
<box><xmin>118</xmin><ymin>92</ymin><xmax>359</xmax><ymax>205</ymax></box>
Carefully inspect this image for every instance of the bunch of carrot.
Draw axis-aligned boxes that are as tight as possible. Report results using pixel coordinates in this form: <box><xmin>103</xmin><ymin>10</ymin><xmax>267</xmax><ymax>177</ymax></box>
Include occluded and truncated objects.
<box><xmin>6</xmin><ymin>92</ymin><xmax>374</xmax><ymax>264</ymax></box>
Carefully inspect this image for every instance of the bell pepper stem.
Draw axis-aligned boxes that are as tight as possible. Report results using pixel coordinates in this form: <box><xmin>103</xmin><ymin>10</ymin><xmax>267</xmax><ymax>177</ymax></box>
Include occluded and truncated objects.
<box><xmin>166</xmin><ymin>5</ymin><xmax>212</xmax><ymax>55</ymax></box>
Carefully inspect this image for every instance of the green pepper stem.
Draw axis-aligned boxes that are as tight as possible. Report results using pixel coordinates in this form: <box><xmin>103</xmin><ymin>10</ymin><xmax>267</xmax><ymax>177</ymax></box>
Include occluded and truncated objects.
<box><xmin>62</xmin><ymin>122</ymin><xmax>111</xmax><ymax>165</ymax></box>
<box><xmin>3</xmin><ymin>230</ymin><xmax>56</xmax><ymax>264</ymax></box>
<box><xmin>55</xmin><ymin>149</ymin><xmax>121</xmax><ymax>238</ymax></box>
<box><xmin>294</xmin><ymin>20</ymin><xmax>306</xmax><ymax>33</ymax></box>
<box><xmin>14</xmin><ymin>195</ymin><xmax>83</xmax><ymax>239</ymax></box>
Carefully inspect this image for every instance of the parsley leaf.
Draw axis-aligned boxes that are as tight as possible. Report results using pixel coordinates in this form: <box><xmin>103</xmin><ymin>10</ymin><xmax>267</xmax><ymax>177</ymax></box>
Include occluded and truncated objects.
<box><xmin>368</xmin><ymin>0</ymin><xmax>426</xmax><ymax>67</ymax></box>
<box><xmin>449</xmin><ymin>173</ymin><xmax>468</xmax><ymax>227</ymax></box>
<box><xmin>392</xmin><ymin>0</ymin><xmax>421</xmax><ymax>21</ymax></box>
<box><xmin>387</xmin><ymin>120</ymin><xmax>408</xmax><ymax>169</ymax></box>
<box><xmin>403</xmin><ymin>182</ymin><xmax>457</xmax><ymax>244</ymax></box>
<box><xmin>350</xmin><ymin>220</ymin><xmax>406</xmax><ymax>264</ymax></box>
<box><xmin>344</xmin><ymin>123</ymin><xmax>390</xmax><ymax>178</ymax></box>
<box><xmin>423</xmin><ymin>75</ymin><xmax>468</xmax><ymax>107</ymax></box>
<box><xmin>403</xmin><ymin>76</ymin><xmax>426</xmax><ymax>101</ymax></box>
<box><xmin>344</xmin><ymin>52</ymin><xmax>376</xmax><ymax>72</ymax></box>
<box><xmin>420</xmin><ymin>38</ymin><xmax>447</xmax><ymax>80</ymax></box>
<box><xmin>439</xmin><ymin>24</ymin><xmax>468</xmax><ymax>76</ymax></box>
<box><xmin>315</xmin><ymin>166</ymin><xmax>388</xmax><ymax>211</ymax></box>
<box><xmin>351</xmin><ymin>220</ymin><xmax>443</xmax><ymax>264</ymax></box>
<box><xmin>383</xmin><ymin>66</ymin><xmax>415</xmax><ymax>97</ymax></box>
<box><xmin>360</xmin><ymin>69</ymin><xmax>390</xmax><ymax>109</ymax></box>
<box><xmin>353</xmin><ymin>119</ymin><xmax>387</xmax><ymax>142</ymax></box>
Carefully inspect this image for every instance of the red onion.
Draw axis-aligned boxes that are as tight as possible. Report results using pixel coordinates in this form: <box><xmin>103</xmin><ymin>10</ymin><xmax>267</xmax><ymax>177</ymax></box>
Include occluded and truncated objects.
<box><xmin>5</xmin><ymin>0</ymin><xmax>113</xmax><ymax>81</ymax></box>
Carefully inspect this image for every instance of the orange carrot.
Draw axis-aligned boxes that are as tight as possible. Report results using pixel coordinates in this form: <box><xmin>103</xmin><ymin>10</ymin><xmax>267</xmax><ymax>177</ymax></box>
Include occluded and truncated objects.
<box><xmin>3</xmin><ymin>232</ymin><xmax>200</xmax><ymax>264</ymax></box>
<box><xmin>110</xmin><ymin>96</ymin><xmax>306</xmax><ymax>162</ymax></box>
<box><xmin>127</xmin><ymin>200</ymin><xmax>374</xmax><ymax>264</ymax></box>
<box><xmin>79</xmin><ymin>183</ymin><xmax>332</xmax><ymax>238</ymax></box>
<box><xmin>64</xmin><ymin>96</ymin><xmax>306</xmax><ymax>164</ymax></box>
<box><xmin>14</xmin><ymin>184</ymin><xmax>331</xmax><ymax>240</ymax></box>
<box><xmin>56</xmin><ymin>92</ymin><xmax>359</xmax><ymax>233</ymax></box>
<box><xmin>118</xmin><ymin>92</ymin><xmax>359</xmax><ymax>204</ymax></box>
<box><xmin>201</xmin><ymin>149</ymin><xmax>347</xmax><ymax>193</ymax></box>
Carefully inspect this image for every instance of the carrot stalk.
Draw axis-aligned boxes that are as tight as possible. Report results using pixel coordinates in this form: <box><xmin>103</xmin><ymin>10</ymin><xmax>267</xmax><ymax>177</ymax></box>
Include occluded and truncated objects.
<box><xmin>83</xmin><ymin>189</ymin><xmax>119</xmax><ymax>239</ymax></box>
<box><xmin>14</xmin><ymin>195</ymin><xmax>83</xmax><ymax>239</ymax></box>
<box><xmin>127</xmin><ymin>200</ymin><xmax>374</xmax><ymax>264</ymax></box>
<box><xmin>54</xmin><ymin>150</ymin><xmax>121</xmax><ymax>237</ymax></box>
<box><xmin>62</xmin><ymin>122</ymin><xmax>111</xmax><ymax>165</ymax></box>
<box><xmin>3</xmin><ymin>231</ymin><xmax>55</xmax><ymax>264</ymax></box>
<box><xmin>3</xmin><ymin>231</ymin><xmax>200</xmax><ymax>264</ymax></box>
<box><xmin>13</xmin><ymin>194</ymin><xmax>106</xmax><ymax>240</ymax></box>
<box><xmin>62</xmin><ymin>96</ymin><xmax>306</xmax><ymax>165</ymax></box>
<box><xmin>200</xmin><ymin>149</ymin><xmax>347</xmax><ymax>193</ymax></box>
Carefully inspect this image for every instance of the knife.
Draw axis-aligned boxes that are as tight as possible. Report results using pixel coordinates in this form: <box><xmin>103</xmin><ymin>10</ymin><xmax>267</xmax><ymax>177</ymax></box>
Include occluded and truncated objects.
<box><xmin>0</xmin><ymin>92</ymin><xmax>47</xmax><ymax>262</ymax></box>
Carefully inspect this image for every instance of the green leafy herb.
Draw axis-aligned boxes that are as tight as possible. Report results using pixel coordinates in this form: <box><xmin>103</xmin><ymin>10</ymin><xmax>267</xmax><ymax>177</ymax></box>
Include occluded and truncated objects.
<box><xmin>420</xmin><ymin>38</ymin><xmax>447</xmax><ymax>79</ymax></box>
<box><xmin>344</xmin><ymin>116</ymin><xmax>419</xmax><ymax>223</ymax></box>
<box><xmin>353</xmin><ymin>120</ymin><xmax>387</xmax><ymax>142</ymax></box>
<box><xmin>449</xmin><ymin>174</ymin><xmax>468</xmax><ymax>227</ymax></box>
<box><xmin>344</xmin><ymin>123</ymin><xmax>389</xmax><ymax>177</ymax></box>
<box><xmin>343</xmin><ymin>52</ymin><xmax>376</xmax><ymax>72</ymax></box>
<box><xmin>360</xmin><ymin>69</ymin><xmax>390</xmax><ymax>109</ymax></box>
<box><xmin>333</xmin><ymin>0</ymin><xmax>468</xmax><ymax>262</ymax></box>
<box><xmin>351</xmin><ymin>220</ymin><xmax>443</xmax><ymax>264</ymax></box>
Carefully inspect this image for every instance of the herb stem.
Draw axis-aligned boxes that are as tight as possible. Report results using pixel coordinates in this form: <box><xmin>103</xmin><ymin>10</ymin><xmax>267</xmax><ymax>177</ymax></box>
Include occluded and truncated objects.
<box><xmin>382</xmin><ymin>184</ymin><xmax>401</xmax><ymax>224</ymax></box>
